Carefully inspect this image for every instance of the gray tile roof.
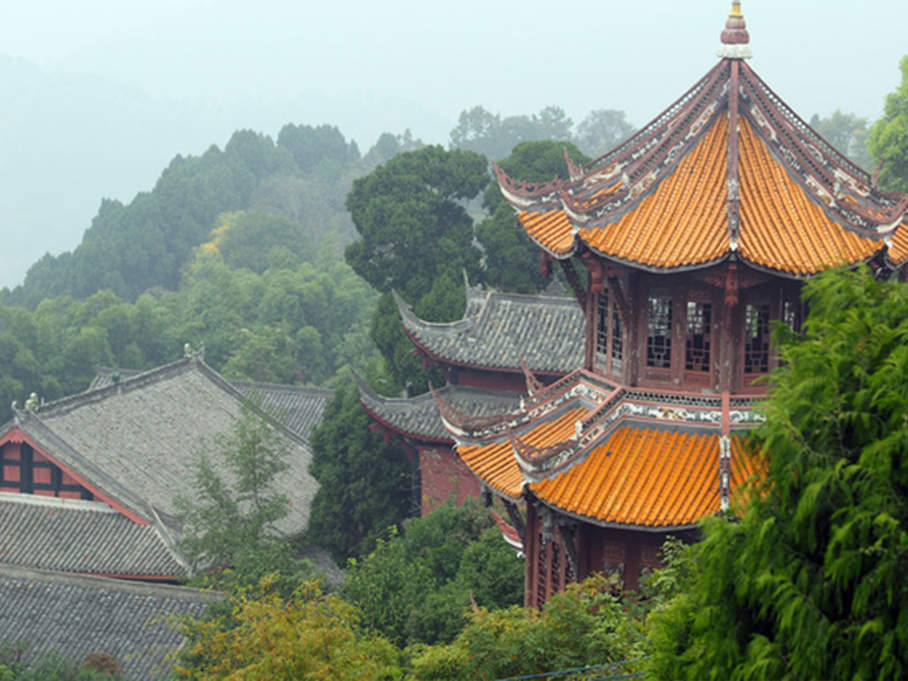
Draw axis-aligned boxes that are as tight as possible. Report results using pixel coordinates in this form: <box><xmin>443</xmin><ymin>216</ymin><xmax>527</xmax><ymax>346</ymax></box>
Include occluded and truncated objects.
<box><xmin>3</xmin><ymin>358</ymin><xmax>318</xmax><ymax>580</ymax></box>
<box><xmin>0</xmin><ymin>494</ymin><xmax>187</xmax><ymax>577</ymax></box>
<box><xmin>18</xmin><ymin>357</ymin><xmax>317</xmax><ymax>535</ymax></box>
<box><xmin>357</xmin><ymin>374</ymin><xmax>523</xmax><ymax>442</ymax></box>
<box><xmin>233</xmin><ymin>381</ymin><xmax>331</xmax><ymax>442</ymax></box>
<box><xmin>91</xmin><ymin>369</ymin><xmax>330</xmax><ymax>443</ymax></box>
<box><xmin>395</xmin><ymin>287</ymin><xmax>584</xmax><ymax>375</ymax></box>
<box><xmin>0</xmin><ymin>564</ymin><xmax>217</xmax><ymax>680</ymax></box>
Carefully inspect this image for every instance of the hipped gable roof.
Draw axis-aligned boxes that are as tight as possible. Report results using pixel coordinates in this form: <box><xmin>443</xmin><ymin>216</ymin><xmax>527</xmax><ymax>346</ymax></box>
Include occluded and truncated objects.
<box><xmin>6</xmin><ymin>357</ymin><xmax>318</xmax><ymax>538</ymax></box>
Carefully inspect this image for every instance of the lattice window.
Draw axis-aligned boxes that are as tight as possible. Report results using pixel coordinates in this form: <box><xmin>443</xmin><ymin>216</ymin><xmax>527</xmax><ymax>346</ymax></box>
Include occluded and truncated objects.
<box><xmin>551</xmin><ymin>540</ymin><xmax>562</xmax><ymax>594</ymax></box>
<box><xmin>685</xmin><ymin>301</ymin><xmax>711</xmax><ymax>372</ymax></box>
<box><xmin>782</xmin><ymin>299</ymin><xmax>801</xmax><ymax>332</ymax></box>
<box><xmin>647</xmin><ymin>296</ymin><xmax>672</xmax><ymax>368</ymax></box>
<box><xmin>611</xmin><ymin>304</ymin><xmax>623</xmax><ymax>375</ymax></box>
<box><xmin>596</xmin><ymin>291</ymin><xmax>608</xmax><ymax>363</ymax></box>
<box><xmin>744</xmin><ymin>304</ymin><xmax>770</xmax><ymax>374</ymax></box>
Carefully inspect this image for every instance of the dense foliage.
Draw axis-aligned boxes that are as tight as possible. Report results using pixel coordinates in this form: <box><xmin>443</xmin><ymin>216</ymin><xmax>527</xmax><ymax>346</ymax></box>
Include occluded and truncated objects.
<box><xmin>174</xmin><ymin>397</ymin><xmax>309</xmax><ymax>589</ymax></box>
<box><xmin>647</xmin><ymin>266</ymin><xmax>908</xmax><ymax>680</ymax></box>
<box><xmin>0</xmin><ymin>646</ymin><xmax>119</xmax><ymax>681</ymax></box>
<box><xmin>306</xmin><ymin>384</ymin><xmax>413</xmax><ymax>562</ymax></box>
<box><xmin>174</xmin><ymin>578</ymin><xmax>400</xmax><ymax>681</ymax></box>
<box><xmin>870</xmin><ymin>55</ymin><xmax>908</xmax><ymax>191</ymax></box>
<box><xmin>344</xmin><ymin>503</ymin><xmax>524</xmax><ymax>646</ymax></box>
<box><xmin>409</xmin><ymin>573</ymin><xmax>647</xmax><ymax>681</ymax></box>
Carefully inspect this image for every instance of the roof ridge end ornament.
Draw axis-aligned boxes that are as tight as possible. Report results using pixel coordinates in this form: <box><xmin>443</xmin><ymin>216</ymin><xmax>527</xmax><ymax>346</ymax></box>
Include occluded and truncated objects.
<box><xmin>717</xmin><ymin>1</ymin><xmax>752</xmax><ymax>60</ymax></box>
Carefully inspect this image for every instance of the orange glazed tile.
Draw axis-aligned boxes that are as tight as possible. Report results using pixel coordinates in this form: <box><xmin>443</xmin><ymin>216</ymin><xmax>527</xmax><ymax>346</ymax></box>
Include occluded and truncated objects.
<box><xmin>576</xmin><ymin>116</ymin><xmax>729</xmax><ymax>268</ymax></box>
<box><xmin>890</xmin><ymin>222</ymin><xmax>908</xmax><ymax>265</ymax></box>
<box><xmin>518</xmin><ymin>210</ymin><xmax>574</xmax><ymax>255</ymax></box>
<box><xmin>457</xmin><ymin>407</ymin><xmax>588</xmax><ymax>500</ymax></box>
<box><xmin>737</xmin><ymin>118</ymin><xmax>881</xmax><ymax>275</ymax></box>
<box><xmin>531</xmin><ymin>426</ymin><xmax>756</xmax><ymax>528</ymax></box>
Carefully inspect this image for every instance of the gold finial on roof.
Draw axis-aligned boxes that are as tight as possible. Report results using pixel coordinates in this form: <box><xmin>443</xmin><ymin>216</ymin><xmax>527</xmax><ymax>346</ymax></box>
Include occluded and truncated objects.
<box><xmin>729</xmin><ymin>1</ymin><xmax>743</xmax><ymax>18</ymax></box>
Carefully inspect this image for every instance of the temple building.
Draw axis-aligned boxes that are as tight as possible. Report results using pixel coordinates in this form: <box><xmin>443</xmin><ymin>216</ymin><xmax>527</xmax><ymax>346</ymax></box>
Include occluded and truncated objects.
<box><xmin>0</xmin><ymin>354</ymin><xmax>320</xmax><ymax>581</ymax></box>
<box><xmin>361</xmin><ymin>279</ymin><xmax>583</xmax><ymax>514</ymax></box>
<box><xmin>364</xmin><ymin>1</ymin><xmax>908</xmax><ymax>607</ymax></box>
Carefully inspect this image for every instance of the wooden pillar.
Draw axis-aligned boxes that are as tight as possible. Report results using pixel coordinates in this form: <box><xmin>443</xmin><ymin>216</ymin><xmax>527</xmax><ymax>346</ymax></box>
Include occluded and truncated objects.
<box><xmin>718</xmin><ymin>263</ymin><xmax>739</xmax><ymax>392</ymax></box>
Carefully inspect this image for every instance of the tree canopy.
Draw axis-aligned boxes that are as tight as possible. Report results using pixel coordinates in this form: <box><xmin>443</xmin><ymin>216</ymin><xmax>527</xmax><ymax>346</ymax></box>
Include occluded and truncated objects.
<box><xmin>870</xmin><ymin>55</ymin><xmax>908</xmax><ymax>191</ymax></box>
<box><xmin>647</xmin><ymin>266</ymin><xmax>908</xmax><ymax>680</ymax></box>
<box><xmin>343</xmin><ymin>503</ymin><xmax>524</xmax><ymax>647</ymax></box>
<box><xmin>306</xmin><ymin>384</ymin><xmax>413</xmax><ymax>562</ymax></box>
<box><xmin>477</xmin><ymin>140</ymin><xmax>589</xmax><ymax>293</ymax></box>
<box><xmin>345</xmin><ymin>145</ymin><xmax>488</xmax><ymax>300</ymax></box>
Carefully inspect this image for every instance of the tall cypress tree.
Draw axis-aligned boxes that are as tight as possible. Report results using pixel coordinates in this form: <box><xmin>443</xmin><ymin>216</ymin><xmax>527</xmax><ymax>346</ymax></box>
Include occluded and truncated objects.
<box><xmin>648</xmin><ymin>266</ymin><xmax>908</xmax><ymax>680</ymax></box>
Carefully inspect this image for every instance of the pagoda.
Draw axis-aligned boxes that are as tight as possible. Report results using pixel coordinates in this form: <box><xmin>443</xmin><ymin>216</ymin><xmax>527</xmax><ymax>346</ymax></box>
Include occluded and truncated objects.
<box><xmin>429</xmin><ymin>2</ymin><xmax>908</xmax><ymax>607</ymax></box>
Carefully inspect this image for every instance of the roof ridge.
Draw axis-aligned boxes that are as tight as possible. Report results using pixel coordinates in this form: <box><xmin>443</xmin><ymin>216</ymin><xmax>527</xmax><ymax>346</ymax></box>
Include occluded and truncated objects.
<box><xmin>0</xmin><ymin>563</ymin><xmax>221</xmax><ymax>601</ymax></box>
<box><xmin>392</xmin><ymin>289</ymin><xmax>476</xmax><ymax>332</ymax></box>
<box><xmin>34</xmin><ymin>358</ymin><xmax>193</xmax><ymax>418</ymax></box>
<box><xmin>233</xmin><ymin>379</ymin><xmax>332</xmax><ymax>395</ymax></box>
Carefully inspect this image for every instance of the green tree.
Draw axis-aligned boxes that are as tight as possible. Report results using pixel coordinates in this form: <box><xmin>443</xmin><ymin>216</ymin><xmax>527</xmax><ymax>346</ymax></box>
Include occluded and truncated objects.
<box><xmin>174</xmin><ymin>579</ymin><xmax>400</xmax><ymax>681</ymax></box>
<box><xmin>647</xmin><ymin>265</ymin><xmax>908</xmax><ymax>680</ymax></box>
<box><xmin>306</xmin><ymin>384</ymin><xmax>412</xmax><ymax>561</ymax></box>
<box><xmin>810</xmin><ymin>110</ymin><xmax>872</xmax><ymax>170</ymax></box>
<box><xmin>450</xmin><ymin>106</ymin><xmax>574</xmax><ymax>161</ymax></box>
<box><xmin>409</xmin><ymin>573</ymin><xmax>646</xmax><ymax>681</ymax></box>
<box><xmin>870</xmin><ymin>55</ymin><xmax>908</xmax><ymax>191</ymax></box>
<box><xmin>476</xmin><ymin>140</ymin><xmax>589</xmax><ymax>293</ymax></box>
<box><xmin>573</xmin><ymin>108</ymin><xmax>635</xmax><ymax>158</ymax></box>
<box><xmin>345</xmin><ymin>145</ymin><xmax>487</xmax><ymax>299</ymax></box>
<box><xmin>344</xmin><ymin>503</ymin><xmax>524</xmax><ymax>647</ymax></box>
<box><xmin>175</xmin><ymin>396</ymin><xmax>302</xmax><ymax>585</ymax></box>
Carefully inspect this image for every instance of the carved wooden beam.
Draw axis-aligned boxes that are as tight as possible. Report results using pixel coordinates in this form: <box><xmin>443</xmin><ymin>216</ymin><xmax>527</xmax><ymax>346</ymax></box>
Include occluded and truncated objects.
<box><xmin>503</xmin><ymin>500</ymin><xmax>526</xmax><ymax>545</ymax></box>
<box><xmin>559</xmin><ymin>259</ymin><xmax>586</xmax><ymax>307</ymax></box>
<box><xmin>557</xmin><ymin>523</ymin><xmax>579</xmax><ymax>580</ymax></box>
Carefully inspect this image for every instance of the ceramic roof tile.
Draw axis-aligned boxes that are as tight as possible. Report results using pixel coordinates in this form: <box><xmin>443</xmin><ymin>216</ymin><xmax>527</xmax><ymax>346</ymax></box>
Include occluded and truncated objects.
<box><xmin>90</xmin><ymin>368</ymin><xmax>330</xmax><ymax>443</ymax></box>
<box><xmin>497</xmin><ymin>59</ymin><xmax>907</xmax><ymax>278</ymax></box>
<box><xmin>396</xmin><ymin>290</ymin><xmax>584</xmax><ymax>374</ymax></box>
<box><xmin>234</xmin><ymin>381</ymin><xmax>331</xmax><ymax>441</ymax></box>
<box><xmin>0</xmin><ymin>565</ymin><xmax>215</xmax><ymax>680</ymax></box>
<box><xmin>890</xmin><ymin>222</ymin><xmax>908</xmax><ymax>265</ymax></box>
<box><xmin>737</xmin><ymin>117</ymin><xmax>881</xmax><ymax>274</ymax></box>
<box><xmin>517</xmin><ymin>210</ymin><xmax>574</xmax><ymax>255</ymax></box>
<box><xmin>457</xmin><ymin>407</ymin><xmax>588</xmax><ymax>500</ymax></box>
<box><xmin>577</xmin><ymin>116</ymin><xmax>729</xmax><ymax>268</ymax></box>
<box><xmin>0</xmin><ymin>495</ymin><xmax>186</xmax><ymax>577</ymax></box>
<box><xmin>530</xmin><ymin>426</ymin><xmax>754</xmax><ymax>527</ymax></box>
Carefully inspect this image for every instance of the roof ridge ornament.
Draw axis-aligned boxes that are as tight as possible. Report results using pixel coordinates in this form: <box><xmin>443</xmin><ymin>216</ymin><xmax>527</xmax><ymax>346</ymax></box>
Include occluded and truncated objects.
<box><xmin>717</xmin><ymin>1</ymin><xmax>752</xmax><ymax>60</ymax></box>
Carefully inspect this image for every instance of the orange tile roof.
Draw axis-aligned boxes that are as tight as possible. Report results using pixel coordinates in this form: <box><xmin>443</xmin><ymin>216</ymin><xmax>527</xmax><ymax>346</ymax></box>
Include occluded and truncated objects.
<box><xmin>530</xmin><ymin>426</ymin><xmax>756</xmax><ymax>528</ymax></box>
<box><xmin>457</xmin><ymin>407</ymin><xmax>588</xmax><ymax>500</ymax></box>
<box><xmin>891</xmin><ymin>222</ymin><xmax>908</xmax><ymax>265</ymax></box>
<box><xmin>517</xmin><ymin>210</ymin><xmax>574</xmax><ymax>256</ymax></box>
<box><xmin>737</xmin><ymin>117</ymin><xmax>881</xmax><ymax>275</ymax></box>
<box><xmin>576</xmin><ymin>116</ymin><xmax>729</xmax><ymax>267</ymax></box>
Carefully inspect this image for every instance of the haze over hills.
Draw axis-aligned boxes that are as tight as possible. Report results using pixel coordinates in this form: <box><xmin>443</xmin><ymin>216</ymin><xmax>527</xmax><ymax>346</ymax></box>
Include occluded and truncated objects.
<box><xmin>0</xmin><ymin>54</ymin><xmax>448</xmax><ymax>289</ymax></box>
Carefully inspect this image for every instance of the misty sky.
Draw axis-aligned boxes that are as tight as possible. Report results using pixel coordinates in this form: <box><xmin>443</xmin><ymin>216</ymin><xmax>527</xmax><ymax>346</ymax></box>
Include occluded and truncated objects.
<box><xmin>3</xmin><ymin>0</ymin><xmax>907</xmax><ymax>288</ymax></box>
